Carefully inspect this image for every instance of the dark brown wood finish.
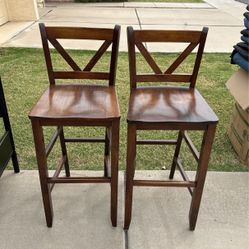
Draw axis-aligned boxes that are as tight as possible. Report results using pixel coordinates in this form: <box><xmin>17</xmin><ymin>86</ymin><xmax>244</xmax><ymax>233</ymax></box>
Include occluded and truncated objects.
<box><xmin>124</xmin><ymin>27</ymin><xmax>218</xmax><ymax>230</ymax></box>
<box><xmin>29</xmin><ymin>85</ymin><xmax>120</xmax><ymax>120</ymax></box>
<box><xmin>31</xmin><ymin>119</ymin><xmax>53</xmax><ymax>227</ymax></box>
<box><xmin>104</xmin><ymin>127</ymin><xmax>111</xmax><ymax>177</ymax></box>
<box><xmin>134</xmin><ymin>30</ymin><xmax>203</xmax><ymax>43</ymax></box>
<box><xmin>190</xmin><ymin>27</ymin><xmax>208</xmax><ymax>88</ymax></box>
<box><xmin>109</xmin><ymin>25</ymin><xmax>121</xmax><ymax>86</ymax></box>
<box><xmin>127</xmin><ymin>26</ymin><xmax>208</xmax><ymax>89</ymax></box>
<box><xmin>136</xmin><ymin>42</ymin><xmax>162</xmax><ymax>74</ymax></box>
<box><xmin>83</xmin><ymin>40</ymin><xmax>112</xmax><ymax>72</ymax></box>
<box><xmin>165</xmin><ymin>42</ymin><xmax>198</xmax><ymax>74</ymax></box>
<box><xmin>58</xmin><ymin>127</ymin><xmax>70</xmax><ymax>177</ymax></box>
<box><xmin>169</xmin><ymin>131</ymin><xmax>183</xmax><ymax>179</ymax></box>
<box><xmin>49</xmin><ymin>38</ymin><xmax>81</xmax><ymax>71</ymax></box>
<box><xmin>124</xmin><ymin>124</ymin><xmax>137</xmax><ymax>229</ymax></box>
<box><xmin>29</xmin><ymin>23</ymin><xmax>121</xmax><ymax>227</ymax></box>
<box><xmin>110</xmin><ymin>119</ymin><xmax>120</xmax><ymax>226</ymax></box>
<box><xmin>189</xmin><ymin>124</ymin><xmax>216</xmax><ymax>230</ymax></box>
<box><xmin>39</xmin><ymin>23</ymin><xmax>55</xmax><ymax>85</ymax></box>
<box><xmin>53</xmin><ymin>71</ymin><xmax>110</xmax><ymax>80</ymax></box>
<box><xmin>127</xmin><ymin>87</ymin><xmax>218</xmax><ymax>123</ymax></box>
<box><xmin>127</xmin><ymin>27</ymin><xmax>137</xmax><ymax>89</ymax></box>
<box><xmin>38</xmin><ymin>23</ymin><xmax>120</xmax><ymax>85</ymax></box>
<box><xmin>46</xmin><ymin>27</ymin><xmax>114</xmax><ymax>40</ymax></box>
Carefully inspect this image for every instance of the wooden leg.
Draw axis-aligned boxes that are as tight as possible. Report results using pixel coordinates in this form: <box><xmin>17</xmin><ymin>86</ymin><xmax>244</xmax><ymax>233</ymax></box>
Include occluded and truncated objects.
<box><xmin>31</xmin><ymin>120</ymin><xmax>53</xmax><ymax>227</ymax></box>
<box><xmin>110</xmin><ymin>119</ymin><xmax>120</xmax><ymax>227</ymax></box>
<box><xmin>124</xmin><ymin>124</ymin><xmax>136</xmax><ymax>230</ymax></box>
<box><xmin>104</xmin><ymin>127</ymin><xmax>110</xmax><ymax>177</ymax></box>
<box><xmin>169</xmin><ymin>130</ymin><xmax>183</xmax><ymax>179</ymax></box>
<box><xmin>189</xmin><ymin>124</ymin><xmax>216</xmax><ymax>230</ymax></box>
<box><xmin>58</xmin><ymin>126</ymin><xmax>70</xmax><ymax>177</ymax></box>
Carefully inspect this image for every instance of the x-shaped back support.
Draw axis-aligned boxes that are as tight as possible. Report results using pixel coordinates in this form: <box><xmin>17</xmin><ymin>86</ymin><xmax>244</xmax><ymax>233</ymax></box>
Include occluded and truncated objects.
<box><xmin>127</xmin><ymin>27</ymin><xmax>208</xmax><ymax>88</ymax></box>
<box><xmin>39</xmin><ymin>23</ymin><xmax>120</xmax><ymax>86</ymax></box>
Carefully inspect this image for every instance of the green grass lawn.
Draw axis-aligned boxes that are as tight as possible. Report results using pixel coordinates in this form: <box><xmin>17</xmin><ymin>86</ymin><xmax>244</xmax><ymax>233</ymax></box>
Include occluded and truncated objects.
<box><xmin>0</xmin><ymin>48</ymin><xmax>246</xmax><ymax>172</ymax></box>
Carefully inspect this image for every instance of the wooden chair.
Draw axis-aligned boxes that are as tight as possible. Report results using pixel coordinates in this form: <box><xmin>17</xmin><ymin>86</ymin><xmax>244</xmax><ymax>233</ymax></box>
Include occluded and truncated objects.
<box><xmin>124</xmin><ymin>27</ymin><xmax>218</xmax><ymax>230</ymax></box>
<box><xmin>29</xmin><ymin>23</ymin><xmax>121</xmax><ymax>227</ymax></box>
<box><xmin>0</xmin><ymin>78</ymin><xmax>20</xmax><ymax>177</ymax></box>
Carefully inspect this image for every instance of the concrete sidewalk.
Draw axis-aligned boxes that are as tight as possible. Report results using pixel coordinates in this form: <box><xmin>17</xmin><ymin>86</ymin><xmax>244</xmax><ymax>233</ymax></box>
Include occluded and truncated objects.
<box><xmin>0</xmin><ymin>170</ymin><xmax>248</xmax><ymax>249</ymax></box>
<box><xmin>0</xmin><ymin>0</ymin><xmax>246</xmax><ymax>52</ymax></box>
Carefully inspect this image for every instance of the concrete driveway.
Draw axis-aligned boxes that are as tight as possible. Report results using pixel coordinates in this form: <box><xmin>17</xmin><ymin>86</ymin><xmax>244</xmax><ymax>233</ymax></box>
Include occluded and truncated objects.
<box><xmin>0</xmin><ymin>170</ymin><xmax>248</xmax><ymax>249</ymax></box>
<box><xmin>0</xmin><ymin>1</ymin><xmax>248</xmax><ymax>248</ymax></box>
<box><xmin>0</xmin><ymin>0</ymin><xmax>246</xmax><ymax>52</ymax></box>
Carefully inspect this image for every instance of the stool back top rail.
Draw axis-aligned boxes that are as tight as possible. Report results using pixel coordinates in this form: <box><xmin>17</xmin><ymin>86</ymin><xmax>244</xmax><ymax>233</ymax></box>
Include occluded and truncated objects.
<box><xmin>0</xmin><ymin>78</ymin><xmax>20</xmax><ymax>176</ymax></box>
<box><xmin>124</xmin><ymin>27</ymin><xmax>218</xmax><ymax>231</ymax></box>
<box><xmin>29</xmin><ymin>24</ymin><xmax>121</xmax><ymax>227</ymax></box>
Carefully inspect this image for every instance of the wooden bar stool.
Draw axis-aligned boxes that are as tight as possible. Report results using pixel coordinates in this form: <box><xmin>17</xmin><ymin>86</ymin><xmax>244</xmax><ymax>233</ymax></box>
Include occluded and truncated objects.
<box><xmin>29</xmin><ymin>23</ymin><xmax>120</xmax><ymax>227</ymax></box>
<box><xmin>124</xmin><ymin>27</ymin><xmax>218</xmax><ymax>230</ymax></box>
<box><xmin>0</xmin><ymin>78</ymin><xmax>20</xmax><ymax>177</ymax></box>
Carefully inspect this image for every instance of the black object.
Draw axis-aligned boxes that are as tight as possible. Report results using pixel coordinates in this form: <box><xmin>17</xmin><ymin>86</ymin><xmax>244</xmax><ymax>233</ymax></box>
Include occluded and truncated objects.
<box><xmin>0</xmin><ymin>78</ymin><xmax>20</xmax><ymax>177</ymax></box>
<box><xmin>241</xmin><ymin>29</ymin><xmax>249</xmax><ymax>36</ymax></box>
<box><xmin>244</xmin><ymin>12</ymin><xmax>249</xmax><ymax>20</ymax></box>
<box><xmin>233</xmin><ymin>46</ymin><xmax>249</xmax><ymax>61</ymax></box>
<box><xmin>231</xmin><ymin>49</ymin><xmax>237</xmax><ymax>64</ymax></box>
<box><xmin>233</xmin><ymin>42</ymin><xmax>249</xmax><ymax>61</ymax></box>
<box><xmin>236</xmin><ymin>42</ymin><xmax>249</xmax><ymax>50</ymax></box>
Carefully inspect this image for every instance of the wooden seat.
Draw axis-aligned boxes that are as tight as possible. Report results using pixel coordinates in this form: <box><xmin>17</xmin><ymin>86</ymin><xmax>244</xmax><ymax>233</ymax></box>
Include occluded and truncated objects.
<box><xmin>124</xmin><ymin>27</ymin><xmax>218</xmax><ymax>231</ymax></box>
<box><xmin>29</xmin><ymin>23</ymin><xmax>120</xmax><ymax>227</ymax></box>
<box><xmin>29</xmin><ymin>85</ymin><xmax>120</xmax><ymax>120</ymax></box>
<box><xmin>0</xmin><ymin>78</ymin><xmax>20</xmax><ymax>177</ymax></box>
<box><xmin>128</xmin><ymin>86</ymin><xmax>218</xmax><ymax>123</ymax></box>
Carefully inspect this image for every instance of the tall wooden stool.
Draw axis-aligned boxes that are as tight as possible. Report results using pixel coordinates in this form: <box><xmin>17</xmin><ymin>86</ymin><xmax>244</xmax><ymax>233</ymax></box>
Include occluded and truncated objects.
<box><xmin>0</xmin><ymin>78</ymin><xmax>20</xmax><ymax>177</ymax></box>
<box><xmin>124</xmin><ymin>27</ymin><xmax>218</xmax><ymax>230</ymax></box>
<box><xmin>29</xmin><ymin>23</ymin><xmax>121</xmax><ymax>227</ymax></box>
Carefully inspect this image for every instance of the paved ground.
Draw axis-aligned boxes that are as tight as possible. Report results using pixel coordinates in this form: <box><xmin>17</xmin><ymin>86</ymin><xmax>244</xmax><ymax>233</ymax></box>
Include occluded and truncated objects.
<box><xmin>0</xmin><ymin>0</ymin><xmax>246</xmax><ymax>52</ymax></box>
<box><xmin>0</xmin><ymin>170</ymin><xmax>248</xmax><ymax>249</ymax></box>
<box><xmin>0</xmin><ymin>1</ymin><xmax>248</xmax><ymax>248</ymax></box>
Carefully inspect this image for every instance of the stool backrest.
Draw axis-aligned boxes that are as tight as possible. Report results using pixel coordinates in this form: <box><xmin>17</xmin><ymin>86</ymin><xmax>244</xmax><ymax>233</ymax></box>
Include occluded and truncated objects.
<box><xmin>127</xmin><ymin>27</ymin><xmax>208</xmax><ymax>89</ymax></box>
<box><xmin>39</xmin><ymin>23</ymin><xmax>120</xmax><ymax>86</ymax></box>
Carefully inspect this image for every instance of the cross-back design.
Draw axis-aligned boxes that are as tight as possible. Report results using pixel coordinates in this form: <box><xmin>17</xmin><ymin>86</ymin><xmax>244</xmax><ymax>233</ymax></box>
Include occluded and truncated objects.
<box><xmin>39</xmin><ymin>23</ymin><xmax>121</xmax><ymax>86</ymax></box>
<box><xmin>127</xmin><ymin>26</ymin><xmax>208</xmax><ymax>89</ymax></box>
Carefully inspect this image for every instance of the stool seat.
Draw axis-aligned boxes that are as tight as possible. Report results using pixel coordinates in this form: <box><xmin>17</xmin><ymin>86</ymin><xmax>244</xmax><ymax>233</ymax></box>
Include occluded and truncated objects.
<box><xmin>127</xmin><ymin>86</ymin><xmax>218</xmax><ymax>123</ymax></box>
<box><xmin>29</xmin><ymin>84</ymin><xmax>120</xmax><ymax>121</ymax></box>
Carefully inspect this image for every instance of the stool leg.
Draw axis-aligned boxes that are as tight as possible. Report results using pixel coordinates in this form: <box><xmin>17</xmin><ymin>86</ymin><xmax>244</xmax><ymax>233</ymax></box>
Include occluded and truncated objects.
<box><xmin>8</xmin><ymin>126</ymin><xmax>20</xmax><ymax>173</ymax></box>
<box><xmin>110</xmin><ymin>119</ymin><xmax>120</xmax><ymax>227</ymax></box>
<box><xmin>11</xmin><ymin>151</ymin><xmax>20</xmax><ymax>173</ymax></box>
<box><xmin>31</xmin><ymin>120</ymin><xmax>53</xmax><ymax>227</ymax></box>
<box><xmin>58</xmin><ymin>126</ymin><xmax>70</xmax><ymax>177</ymax></box>
<box><xmin>189</xmin><ymin>124</ymin><xmax>216</xmax><ymax>230</ymax></box>
<box><xmin>169</xmin><ymin>130</ymin><xmax>183</xmax><ymax>179</ymax></box>
<box><xmin>104</xmin><ymin>127</ymin><xmax>110</xmax><ymax>177</ymax></box>
<box><xmin>124</xmin><ymin>124</ymin><xmax>136</xmax><ymax>230</ymax></box>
